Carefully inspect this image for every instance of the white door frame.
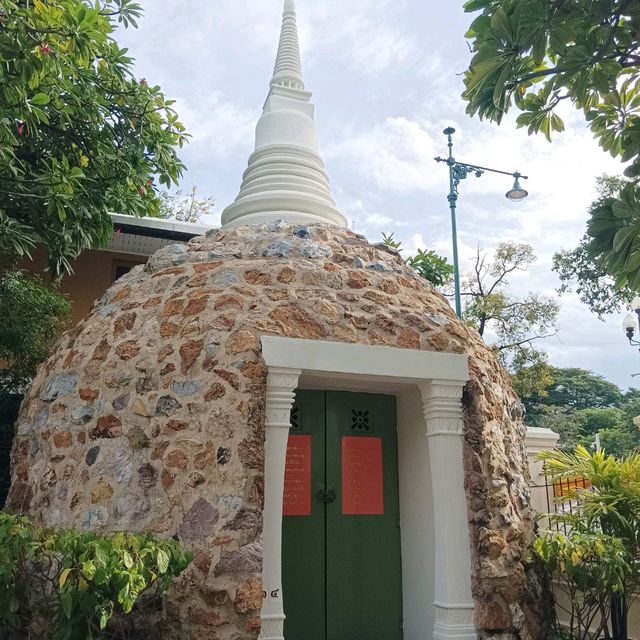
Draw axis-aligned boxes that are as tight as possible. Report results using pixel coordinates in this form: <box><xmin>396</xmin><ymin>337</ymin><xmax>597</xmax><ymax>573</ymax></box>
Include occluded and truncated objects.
<box><xmin>259</xmin><ymin>336</ymin><xmax>476</xmax><ymax>640</ymax></box>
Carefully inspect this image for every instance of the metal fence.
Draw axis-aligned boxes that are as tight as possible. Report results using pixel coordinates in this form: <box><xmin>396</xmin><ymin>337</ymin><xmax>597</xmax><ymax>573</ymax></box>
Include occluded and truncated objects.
<box><xmin>531</xmin><ymin>474</ymin><xmax>591</xmax><ymax>533</ymax></box>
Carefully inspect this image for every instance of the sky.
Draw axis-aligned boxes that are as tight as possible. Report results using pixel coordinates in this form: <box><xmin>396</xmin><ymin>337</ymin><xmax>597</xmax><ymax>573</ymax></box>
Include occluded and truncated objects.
<box><xmin>118</xmin><ymin>0</ymin><xmax>638</xmax><ymax>389</ymax></box>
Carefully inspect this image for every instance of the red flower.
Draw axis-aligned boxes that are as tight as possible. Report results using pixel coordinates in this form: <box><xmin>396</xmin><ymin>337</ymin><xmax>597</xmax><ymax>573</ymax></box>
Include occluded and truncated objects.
<box><xmin>39</xmin><ymin>43</ymin><xmax>51</xmax><ymax>55</ymax></box>
<box><xmin>138</xmin><ymin>186</ymin><xmax>146</xmax><ymax>196</ymax></box>
<box><xmin>17</xmin><ymin>123</ymin><xmax>25</xmax><ymax>136</ymax></box>
<box><xmin>146</xmin><ymin>178</ymin><xmax>154</xmax><ymax>187</ymax></box>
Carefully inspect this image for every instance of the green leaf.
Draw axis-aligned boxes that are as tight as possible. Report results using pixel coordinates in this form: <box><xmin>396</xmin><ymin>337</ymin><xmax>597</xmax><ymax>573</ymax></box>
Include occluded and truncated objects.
<box><xmin>156</xmin><ymin>549</ymin><xmax>169</xmax><ymax>574</ymax></box>
<box><xmin>82</xmin><ymin>560</ymin><xmax>96</xmax><ymax>580</ymax></box>
<box><xmin>99</xmin><ymin>610</ymin><xmax>109</xmax><ymax>630</ymax></box>
<box><xmin>532</xmin><ymin>36</ymin><xmax>547</xmax><ymax>66</ymax></box>
<box><xmin>31</xmin><ymin>92</ymin><xmax>50</xmax><ymax>106</ymax></box>
<box><xmin>118</xmin><ymin>582</ymin><xmax>130</xmax><ymax>604</ymax></box>
<box><xmin>491</xmin><ymin>7</ymin><xmax>512</xmax><ymax>42</ymax></box>
<box><xmin>59</xmin><ymin>567</ymin><xmax>72</xmax><ymax>588</ymax></box>
<box><xmin>60</xmin><ymin>590</ymin><xmax>73</xmax><ymax>619</ymax></box>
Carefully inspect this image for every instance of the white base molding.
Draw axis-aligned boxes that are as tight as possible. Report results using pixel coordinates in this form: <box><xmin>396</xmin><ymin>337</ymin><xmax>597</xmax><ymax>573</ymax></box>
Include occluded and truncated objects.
<box><xmin>259</xmin><ymin>614</ymin><xmax>285</xmax><ymax>640</ymax></box>
<box><xmin>433</xmin><ymin>604</ymin><xmax>477</xmax><ymax>640</ymax></box>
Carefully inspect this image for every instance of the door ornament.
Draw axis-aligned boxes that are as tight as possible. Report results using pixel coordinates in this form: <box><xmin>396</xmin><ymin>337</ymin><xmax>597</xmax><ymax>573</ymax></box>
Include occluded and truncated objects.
<box><xmin>351</xmin><ymin>409</ymin><xmax>371</xmax><ymax>432</ymax></box>
<box><xmin>316</xmin><ymin>488</ymin><xmax>336</xmax><ymax>504</ymax></box>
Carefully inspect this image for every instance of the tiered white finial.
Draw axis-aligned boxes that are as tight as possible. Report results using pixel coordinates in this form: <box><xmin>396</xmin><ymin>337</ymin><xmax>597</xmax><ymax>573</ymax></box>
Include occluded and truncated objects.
<box><xmin>271</xmin><ymin>0</ymin><xmax>304</xmax><ymax>91</ymax></box>
<box><xmin>221</xmin><ymin>0</ymin><xmax>347</xmax><ymax>228</ymax></box>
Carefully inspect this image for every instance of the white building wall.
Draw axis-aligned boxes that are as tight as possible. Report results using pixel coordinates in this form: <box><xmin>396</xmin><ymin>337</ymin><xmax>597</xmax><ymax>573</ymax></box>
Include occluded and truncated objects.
<box><xmin>397</xmin><ymin>387</ymin><xmax>435</xmax><ymax>639</ymax></box>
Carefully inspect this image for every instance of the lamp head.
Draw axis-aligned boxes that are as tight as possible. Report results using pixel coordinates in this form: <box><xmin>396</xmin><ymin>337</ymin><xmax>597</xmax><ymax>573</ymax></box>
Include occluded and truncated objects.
<box><xmin>632</xmin><ymin>296</ymin><xmax>640</xmax><ymax>313</ymax></box>
<box><xmin>506</xmin><ymin>174</ymin><xmax>529</xmax><ymax>202</ymax></box>
<box><xmin>624</xmin><ymin>313</ymin><xmax>637</xmax><ymax>339</ymax></box>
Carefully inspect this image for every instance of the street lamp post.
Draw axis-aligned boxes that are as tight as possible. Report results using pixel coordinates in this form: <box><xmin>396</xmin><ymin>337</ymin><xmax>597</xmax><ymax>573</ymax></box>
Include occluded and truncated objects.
<box><xmin>623</xmin><ymin>297</ymin><xmax>640</xmax><ymax>350</ymax></box>
<box><xmin>435</xmin><ymin>127</ymin><xmax>529</xmax><ymax>318</ymax></box>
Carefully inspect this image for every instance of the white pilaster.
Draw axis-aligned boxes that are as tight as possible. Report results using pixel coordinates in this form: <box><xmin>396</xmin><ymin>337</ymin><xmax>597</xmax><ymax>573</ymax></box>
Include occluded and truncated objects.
<box><xmin>525</xmin><ymin>427</ymin><xmax>559</xmax><ymax>516</ymax></box>
<box><xmin>421</xmin><ymin>380</ymin><xmax>476</xmax><ymax>640</ymax></box>
<box><xmin>260</xmin><ymin>367</ymin><xmax>301</xmax><ymax>640</ymax></box>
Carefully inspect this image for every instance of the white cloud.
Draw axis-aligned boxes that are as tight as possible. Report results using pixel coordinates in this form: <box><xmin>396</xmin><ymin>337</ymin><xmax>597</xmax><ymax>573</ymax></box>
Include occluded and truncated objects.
<box><xmin>365</xmin><ymin>213</ymin><xmax>393</xmax><ymax>227</ymax></box>
<box><xmin>302</xmin><ymin>0</ymin><xmax>416</xmax><ymax>74</ymax></box>
<box><xmin>177</xmin><ymin>93</ymin><xmax>258</xmax><ymax>162</ymax></box>
<box><xmin>327</xmin><ymin>117</ymin><xmax>439</xmax><ymax>193</ymax></box>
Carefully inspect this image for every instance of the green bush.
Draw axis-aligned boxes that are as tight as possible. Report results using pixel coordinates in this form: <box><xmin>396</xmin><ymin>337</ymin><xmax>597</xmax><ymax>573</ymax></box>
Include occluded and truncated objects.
<box><xmin>0</xmin><ymin>513</ymin><xmax>192</xmax><ymax>639</ymax></box>
<box><xmin>532</xmin><ymin>530</ymin><xmax>630</xmax><ymax>640</ymax></box>
<box><xmin>536</xmin><ymin>445</ymin><xmax>640</xmax><ymax>640</ymax></box>
<box><xmin>0</xmin><ymin>270</ymin><xmax>70</xmax><ymax>393</ymax></box>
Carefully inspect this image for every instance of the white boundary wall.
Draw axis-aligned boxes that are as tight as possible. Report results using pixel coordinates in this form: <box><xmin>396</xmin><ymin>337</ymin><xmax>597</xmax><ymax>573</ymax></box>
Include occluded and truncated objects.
<box><xmin>525</xmin><ymin>427</ymin><xmax>640</xmax><ymax>640</ymax></box>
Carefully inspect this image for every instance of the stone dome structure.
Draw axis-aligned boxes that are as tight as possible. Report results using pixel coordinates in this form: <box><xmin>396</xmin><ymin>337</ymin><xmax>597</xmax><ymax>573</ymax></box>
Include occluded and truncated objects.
<box><xmin>7</xmin><ymin>3</ymin><xmax>550</xmax><ymax>640</ymax></box>
<box><xmin>8</xmin><ymin>222</ymin><xmax>547</xmax><ymax>639</ymax></box>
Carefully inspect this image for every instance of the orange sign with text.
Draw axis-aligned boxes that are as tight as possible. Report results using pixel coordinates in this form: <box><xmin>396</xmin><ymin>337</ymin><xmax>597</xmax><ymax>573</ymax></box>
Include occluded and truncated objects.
<box><xmin>553</xmin><ymin>476</ymin><xmax>592</xmax><ymax>498</ymax></box>
<box><xmin>283</xmin><ymin>435</ymin><xmax>312</xmax><ymax>516</ymax></box>
<box><xmin>342</xmin><ymin>436</ymin><xmax>384</xmax><ymax>515</ymax></box>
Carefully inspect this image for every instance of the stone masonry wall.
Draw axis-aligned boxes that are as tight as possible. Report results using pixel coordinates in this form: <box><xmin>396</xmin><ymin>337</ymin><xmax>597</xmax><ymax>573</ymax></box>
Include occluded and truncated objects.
<box><xmin>7</xmin><ymin>221</ymin><xmax>551</xmax><ymax>639</ymax></box>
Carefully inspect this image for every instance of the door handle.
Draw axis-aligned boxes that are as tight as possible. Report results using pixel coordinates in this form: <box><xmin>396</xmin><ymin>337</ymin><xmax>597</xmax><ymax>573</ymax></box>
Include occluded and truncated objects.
<box><xmin>316</xmin><ymin>489</ymin><xmax>336</xmax><ymax>504</ymax></box>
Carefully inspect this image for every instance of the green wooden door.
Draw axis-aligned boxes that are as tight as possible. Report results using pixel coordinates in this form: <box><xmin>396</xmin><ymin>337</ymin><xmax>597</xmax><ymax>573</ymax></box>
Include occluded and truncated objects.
<box><xmin>282</xmin><ymin>390</ymin><xmax>403</xmax><ymax>640</ymax></box>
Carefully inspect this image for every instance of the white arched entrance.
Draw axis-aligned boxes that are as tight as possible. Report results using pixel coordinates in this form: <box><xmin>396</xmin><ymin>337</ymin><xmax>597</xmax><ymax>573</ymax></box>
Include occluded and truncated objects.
<box><xmin>259</xmin><ymin>337</ymin><xmax>476</xmax><ymax>640</ymax></box>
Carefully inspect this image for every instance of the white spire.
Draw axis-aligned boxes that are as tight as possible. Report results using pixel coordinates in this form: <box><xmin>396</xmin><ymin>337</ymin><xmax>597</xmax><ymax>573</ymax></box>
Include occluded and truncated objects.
<box><xmin>221</xmin><ymin>0</ymin><xmax>347</xmax><ymax>229</ymax></box>
<box><xmin>271</xmin><ymin>0</ymin><xmax>304</xmax><ymax>92</ymax></box>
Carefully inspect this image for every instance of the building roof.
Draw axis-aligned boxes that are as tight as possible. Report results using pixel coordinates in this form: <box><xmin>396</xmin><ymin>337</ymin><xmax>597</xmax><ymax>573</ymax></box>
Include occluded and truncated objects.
<box><xmin>105</xmin><ymin>213</ymin><xmax>212</xmax><ymax>258</ymax></box>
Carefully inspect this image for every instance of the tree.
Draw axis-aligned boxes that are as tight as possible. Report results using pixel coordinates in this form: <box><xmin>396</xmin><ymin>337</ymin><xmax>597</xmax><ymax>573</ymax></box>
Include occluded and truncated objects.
<box><xmin>543</xmin><ymin>367</ymin><xmax>622</xmax><ymax>411</ymax></box>
<box><xmin>460</xmin><ymin>242</ymin><xmax>560</xmax><ymax>372</ymax></box>
<box><xmin>523</xmin><ymin>367</ymin><xmax>640</xmax><ymax>456</ymax></box>
<box><xmin>533</xmin><ymin>528</ymin><xmax>629</xmax><ymax>640</ymax></box>
<box><xmin>157</xmin><ymin>186</ymin><xmax>215</xmax><ymax>223</ymax></box>
<box><xmin>463</xmin><ymin>0</ymin><xmax>640</xmax><ymax>167</ymax></box>
<box><xmin>0</xmin><ymin>513</ymin><xmax>192</xmax><ymax>639</ymax></box>
<box><xmin>405</xmin><ymin>249</ymin><xmax>454</xmax><ymax>288</ymax></box>
<box><xmin>462</xmin><ymin>1</ymin><xmax>640</xmax><ymax>288</ymax></box>
<box><xmin>381</xmin><ymin>234</ymin><xmax>454</xmax><ymax>287</ymax></box>
<box><xmin>0</xmin><ymin>0</ymin><xmax>188</xmax><ymax>277</ymax></box>
<box><xmin>585</xmin><ymin>172</ymin><xmax>640</xmax><ymax>290</ymax></box>
<box><xmin>388</xmin><ymin>234</ymin><xmax>559</xmax><ymax>398</ymax></box>
<box><xmin>553</xmin><ymin>176</ymin><xmax>637</xmax><ymax>314</ymax></box>
<box><xmin>0</xmin><ymin>270</ymin><xmax>70</xmax><ymax>394</ymax></box>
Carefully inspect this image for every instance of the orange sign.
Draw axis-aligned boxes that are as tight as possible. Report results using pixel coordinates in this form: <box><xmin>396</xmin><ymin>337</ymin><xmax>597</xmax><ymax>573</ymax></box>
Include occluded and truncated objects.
<box><xmin>342</xmin><ymin>436</ymin><xmax>384</xmax><ymax>515</ymax></box>
<box><xmin>283</xmin><ymin>435</ymin><xmax>312</xmax><ymax>516</ymax></box>
<box><xmin>553</xmin><ymin>476</ymin><xmax>591</xmax><ymax>498</ymax></box>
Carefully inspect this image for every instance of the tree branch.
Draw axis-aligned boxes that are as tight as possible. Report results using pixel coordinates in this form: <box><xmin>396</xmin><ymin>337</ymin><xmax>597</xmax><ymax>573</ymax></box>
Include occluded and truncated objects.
<box><xmin>497</xmin><ymin>332</ymin><xmax>557</xmax><ymax>351</ymax></box>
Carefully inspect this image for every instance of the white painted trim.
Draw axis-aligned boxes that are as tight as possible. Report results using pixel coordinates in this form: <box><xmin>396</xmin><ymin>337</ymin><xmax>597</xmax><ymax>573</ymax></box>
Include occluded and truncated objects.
<box><xmin>421</xmin><ymin>382</ymin><xmax>476</xmax><ymax>640</ymax></box>
<box><xmin>260</xmin><ymin>337</ymin><xmax>474</xmax><ymax>640</ymax></box>
<box><xmin>262</xmin><ymin>336</ymin><xmax>469</xmax><ymax>383</ymax></box>
<box><xmin>109</xmin><ymin>212</ymin><xmax>211</xmax><ymax>237</ymax></box>
<box><xmin>526</xmin><ymin>427</ymin><xmax>560</xmax><ymax>517</ymax></box>
<box><xmin>260</xmin><ymin>367</ymin><xmax>302</xmax><ymax>640</ymax></box>
<box><xmin>525</xmin><ymin>427</ymin><xmax>560</xmax><ymax>455</ymax></box>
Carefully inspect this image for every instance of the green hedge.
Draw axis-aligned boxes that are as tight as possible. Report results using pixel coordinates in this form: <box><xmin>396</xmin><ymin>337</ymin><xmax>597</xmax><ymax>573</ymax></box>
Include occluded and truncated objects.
<box><xmin>0</xmin><ymin>513</ymin><xmax>192</xmax><ymax>639</ymax></box>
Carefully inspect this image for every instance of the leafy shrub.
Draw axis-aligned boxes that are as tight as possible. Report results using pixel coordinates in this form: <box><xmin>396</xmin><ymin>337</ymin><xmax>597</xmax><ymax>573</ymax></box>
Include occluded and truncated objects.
<box><xmin>536</xmin><ymin>446</ymin><xmax>640</xmax><ymax>640</ymax></box>
<box><xmin>532</xmin><ymin>530</ymin><xmax>630</xmax><ymax>640</ymax></box>
<box><xmin>0</xmin><ymin>271</ymin><xmax>70</xmax><ymax>393</ymax></box>
<box><xmin>0</xmin><ymin>513</ymin><xmax>191</xmax><ymax>639</ymax></box>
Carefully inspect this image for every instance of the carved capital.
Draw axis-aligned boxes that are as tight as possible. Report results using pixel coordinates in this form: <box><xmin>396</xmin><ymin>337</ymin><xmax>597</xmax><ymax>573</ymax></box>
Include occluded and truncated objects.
<box><xmin>265</xmin><ymin>367</ymin><xmax>301</xmax><ymax>430</ymax></box>
<box><xmin>419</xmin><ymin>380</ymin><xmax>465</xmax><ymax>437</ymax></box>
